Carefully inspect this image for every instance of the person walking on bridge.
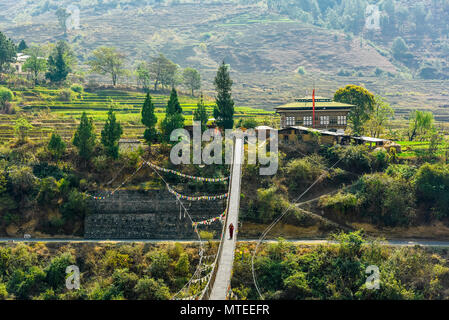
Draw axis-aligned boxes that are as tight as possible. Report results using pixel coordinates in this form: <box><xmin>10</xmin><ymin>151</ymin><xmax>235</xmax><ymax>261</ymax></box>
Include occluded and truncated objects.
<box><xmin>229</xmin><ymin>223</ymin><xmax>234</xmax><ymax>240</ymax></box>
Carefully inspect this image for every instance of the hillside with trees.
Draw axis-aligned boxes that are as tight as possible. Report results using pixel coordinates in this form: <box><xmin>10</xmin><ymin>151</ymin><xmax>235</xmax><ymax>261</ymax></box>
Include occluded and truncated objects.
<box><xmin>0</xmin><ymin>0</ymin><xmax>448</xmax><ymax>114</ymax></box>
<box><xmin>1</xmin><ymin>0</ymin><xmax>449</xmax><ymax>303</ymax></box>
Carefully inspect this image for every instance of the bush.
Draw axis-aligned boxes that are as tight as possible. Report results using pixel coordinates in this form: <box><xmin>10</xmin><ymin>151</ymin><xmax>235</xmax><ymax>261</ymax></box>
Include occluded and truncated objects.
<box><xmin>57</xmin><ymin>89</ymin><xmax>73</xmax><ymax>101</ymax></box>
<box><xmin>33</xmin><ymin>162</ymin><xmax>65</xmax><ymax>180</ymax></box>
<box><xmin>8</xmin><ymin>166</ymin><xmax>37</xmax><ymax>195</ymax></box>
<box><xmin>134</xmin><ymin>278</ymin><xmax>171</xmax><ymax>300</ymax></box>
<box><xmin>104</xmin><ymin>250</ymin><xmax>132</xmax><ymax>271</ymax></box>
<box><xmin>70</xmin><ymin>83</ymin><xmax>84</xmax><ymax>93</ymax></box>
<box><xmin>352</xmin><ymin>173</ymin><xmax>415</xmax><ymax>226</ymax></box>
<box><xmin>48</xmin><ymin>215</ymin><xmax>65</xmax><ymax>230</ymax></box>
<box><xmin>0</xmin><ymin>283</ymin><xmax>8</xmax><ymax>299</ymax></box>
<box><xmin>45</xmin><ymin>252</ymin><xmax>75</xmax><ymax>290</ymax></box>
<box><xmin>47</xmin><ymin>133</ymin><xmax>66</xmax><ymax>159</ymax></box>
<box><xmin>148</xmin><ymin>251</ymin><xmax>170</xmax><ymax>280</ymax></box>
<box><xmin>36</xmin><ymin>177</ymin><xmax>59</xmax><ymax>205</ymax></box>
<box><xmin>414</xmin><ymin>163</ymin><xmax>449</xmax><ymax>219</ymax></box>
<box><xmin>283</xmin><ymin>271</ymin><xmax>311</xmax><ymax>299</ymax></box>
<box><xmin>111</xmin><ymin>269</ymin><xmax>139</xmax><ymax>300</ymax></box>
<box><xmin>174</xmin><ymin>253</ymin><xmax>190</xmax><ymax>278</ymax></box>
<box><xmin>371</xmin><ymin>149</ymin><xmax>390</xmax><ymax>171</ymax></box>
<box><xmin>247</xmin><ymin>186</ymin><xmax>285</xmax><ymax>223</ymax></box>
<box><xmin>14</xmin><ymin>118</ymin><xmax>33</xmax><ymax>143</ymax></box>
<box><xmin>328</xmin><ymin>145</ymin><xmax>372</xmax><ymax>174</ymax></box>
<box><xmin>236</xmin><ymin>118</ymin><xmax>258</xmax><ymax>129</ymax></box>
<box><xmin>297</xmin><ymin>66</ymin><xmax>306</xmax><ymax>75</ymax></box>
<box><xmin>199</xmin><ymin>230</ymin><xmax>214</xmax><ymax>240</ymax></box>
<box><xmin>319</xmin><ymin>191</ymin><xmax>358</xmax><ymax>214</ymax></box>
<box><xmin>7</xmin><ymin>266</ymin><xmax>46</xmax><ymax>299</ymax></box>
<box><xmin>60</xmin><ymin>189</ymin><xmax>89</xmax><ymax>221</ymax></box>
<box><xmin>284</xmin><ymin>155</ymin><xmax>326</xmax><ymax>192</ymax></box>
<box><xmin>93</xmin><ymin>155</ymin><xmax>109</xmax><ymax>172</ymax></box>
<box><xmin>391</xmin><ymin>37</ymin><xmax>409</xmax><ymax>60</ymax></box>
<box><xmin>386</xmin><ymin>164</ymin><xmax>417</xmax><ymax>180</ymax></box>
<box><xmin>0</xmin><ymin>86</ymin><xmax>13</xmax><ymax>113</ymax></box>
<box><xmin>121</xmin><ymin>148</ymin><xmax>143</xmax><ymax>170</ymax></box>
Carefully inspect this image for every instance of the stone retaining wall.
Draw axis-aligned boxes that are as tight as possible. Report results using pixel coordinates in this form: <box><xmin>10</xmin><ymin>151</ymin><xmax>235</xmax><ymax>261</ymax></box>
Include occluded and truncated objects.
<box><xmin>84</xmin><ymin>190</ymin><xmax>226</xmax><ymax>239</ymax></box>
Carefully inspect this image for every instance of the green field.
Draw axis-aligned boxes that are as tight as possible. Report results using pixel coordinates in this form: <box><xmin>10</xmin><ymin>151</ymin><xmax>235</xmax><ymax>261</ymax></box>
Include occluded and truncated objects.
<box><xmin>395</xmin><ymin>140</ymin><xmax>449</xmax><ymax>159</ymax></box>
<box><xmin>0</xmin><ymin>87</ymin><xmax>273</xmax><ymax>143</ymax></box>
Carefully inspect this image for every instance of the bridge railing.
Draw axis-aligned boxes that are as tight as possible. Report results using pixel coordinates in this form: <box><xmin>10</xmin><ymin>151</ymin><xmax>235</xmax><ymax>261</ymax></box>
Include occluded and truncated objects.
<box><xmin>201</xmin><ymin>138</ymin><xmax>236</xmax><ymax>300</ymax></box>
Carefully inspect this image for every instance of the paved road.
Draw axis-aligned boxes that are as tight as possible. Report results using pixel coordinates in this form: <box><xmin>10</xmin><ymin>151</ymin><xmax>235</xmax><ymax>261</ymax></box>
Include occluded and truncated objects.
<box><xmin>209</xmin><ymin>137</ymin><xmax>244</xmax><ymax>300</ymax></box>
<box><xmin>3</xmin><ymin>238</ymin><xmax>449</xmax><ymax>247</ymax></box>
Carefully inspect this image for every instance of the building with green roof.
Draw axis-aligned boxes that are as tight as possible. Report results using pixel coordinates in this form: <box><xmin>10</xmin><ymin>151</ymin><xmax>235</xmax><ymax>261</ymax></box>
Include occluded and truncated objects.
<box><xmin>275</xmin><ymin>96</ymin><xmax>354</xmax><ymax>130</ymax></box>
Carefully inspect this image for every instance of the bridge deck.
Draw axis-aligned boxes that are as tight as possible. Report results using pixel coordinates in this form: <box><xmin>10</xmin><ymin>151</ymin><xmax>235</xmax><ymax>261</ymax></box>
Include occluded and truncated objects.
<box><xmin>209</xmin><ymin>138</ymin><xmax>244</xmax><ymax>300</ymax></box>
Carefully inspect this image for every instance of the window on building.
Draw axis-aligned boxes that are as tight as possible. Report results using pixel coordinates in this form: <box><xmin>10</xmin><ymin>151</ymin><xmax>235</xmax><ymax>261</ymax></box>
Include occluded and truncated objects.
<box><xmin>320</xmin><ymin>116</ymin><xmax>329</xmax><ymax>125</ymax></box>
<box><xmin>303</xmin><ymin>116</ymin><xmax>312</xmax><ymax>126</ymax></box>
<box><xmin>285</xmin><ymin>116</ymin><xmax>295</xmax><ymax>126</ymax></box>
<box><xmin>337</xmin><ymin>116</ymin><xmax>347</xmax><ymax>125</ymax></box>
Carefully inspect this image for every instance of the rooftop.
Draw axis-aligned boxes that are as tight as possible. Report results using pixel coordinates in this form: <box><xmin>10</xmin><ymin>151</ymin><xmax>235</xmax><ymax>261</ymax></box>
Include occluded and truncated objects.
<box><xmin>275</xmin><ymin>96</ymin><xmax>354</xmax><ymax>111</ymax></box>
<box><xmin>15</xmin><ymin>53</ymin><xmax>30</xmax><ymax>63</ymax></box>
<box><xmin>279</xmin><ymin>126</ymin><xmax>391</xmax><ymax>142</ymax></box>
<box><xmin>280</xmin><ymin>125</ymin><xmax>347</xmax><ymax>136</ymax></box>
<box><xmin>295</xmin><ymin>96</ymin><xmax>331</xmax><ymax>102</ymax></box>
<box><xmin>255</xmin><ymin>125</ymin><xmax>275</xmax><ymax>130</ymax></box>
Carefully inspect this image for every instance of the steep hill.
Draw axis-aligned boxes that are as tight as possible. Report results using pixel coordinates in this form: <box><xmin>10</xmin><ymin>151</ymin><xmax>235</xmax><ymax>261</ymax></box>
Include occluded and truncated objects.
<box><xmin>1</xmin><ymin>0</ymin><xmax>449</xmax><ymax>118</ymax></box>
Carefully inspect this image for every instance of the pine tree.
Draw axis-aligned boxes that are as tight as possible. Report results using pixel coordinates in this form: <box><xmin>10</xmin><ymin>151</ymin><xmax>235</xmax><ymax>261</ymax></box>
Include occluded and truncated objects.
<box><xmin>193</xmin><ymin>94</ymin><xmax>208</xmax><ymax>133</ymax></box>
<box><xmin>45</xmin><ymin>41</ymin><xmax>72</xmax><ymax>83</ymax></box>
<box><xmin>182</xmin><ymin>67</ymin><xmax>201</xmax><ymax>96</ymax></box>
<box><xmin>141</xmin><ymin>92</ymin><xmax>159</xmax><ymax>145</ymax></box>
<box><xmin>0</xmin><ymin>31</ymin><xmax>16</xmax><ymax>72</ymax></box>
<box><xmin>73</xmin><ymin>112</ymin><xmax>96</xmax><ymax>162</ymax></box>
<box><xmin>161</xmin><ymin>88</ymin><xmax>184</xmax><ymax>142</ymax></box>
<box><xmin>48</xmin><ymin>133</ymin><xmax>66</xmax><ymax>159</ymax></box>
<box><xmin>213</xmin><ymin>61</ymin><xmax>234</xmax><ymax>130</ymax></box>
<box><xmin>17</xmin><ymin>40</ymin><xmax>28</xmax><ymax>52</ymax></box>
<box><xmin>167</xmin><ymin>87</ymin><xmax>182</xmax><ymax>114</ymax></box>
<box><xmin>101</xmin><ymin>107</ymin><xmax>123</xmax><ymax>159</ymax></box>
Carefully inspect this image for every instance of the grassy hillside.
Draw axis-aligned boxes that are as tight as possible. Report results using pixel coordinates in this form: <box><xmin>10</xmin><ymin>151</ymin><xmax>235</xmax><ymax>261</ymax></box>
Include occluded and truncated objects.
<box><xmin>0</xmin><ymin>87</ymin><xmax>272</xmax><ymax>143</ymax></box>
<box><xmin>1</xmin><ymin>1</ymin><xmax>448</xmax><ymax>117</ymax></box>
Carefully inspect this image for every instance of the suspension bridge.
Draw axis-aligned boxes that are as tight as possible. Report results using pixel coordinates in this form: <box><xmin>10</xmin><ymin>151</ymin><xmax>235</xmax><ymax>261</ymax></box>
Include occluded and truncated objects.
<box><xmin>5</xmin><ymin>135</ymin><xmax>245</xmax><ymax>300</ymax></box>
<box><xmin>202</xmin><ymin>137</ymin><xmax>244</xmax><ymax>300</ymax></box>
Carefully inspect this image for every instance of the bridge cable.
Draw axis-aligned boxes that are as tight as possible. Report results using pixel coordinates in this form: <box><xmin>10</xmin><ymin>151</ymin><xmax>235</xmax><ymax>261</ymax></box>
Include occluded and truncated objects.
<box><xmin>142</xmin><ymin>157</ymin><xmax>221</xmax><ymax>299</ymax></box>
<box><xmin>251</xmin><ymin>156</ymin><xmax>344</xmax><ymax>299</ymax></box>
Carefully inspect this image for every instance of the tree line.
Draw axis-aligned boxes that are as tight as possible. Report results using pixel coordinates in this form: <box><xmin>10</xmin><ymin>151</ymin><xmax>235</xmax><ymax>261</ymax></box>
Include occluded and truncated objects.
<box><xmin>43</xmin><ymin>61</ymin><xmax>234</xmax><ymax>165</ymax></box>
<box><xmin>266</xmin><ymin>0</ymin><xmax>449</xmax><ymax>38</ymax></box>
<box><xmin>0</xmin><ymin>31</ymin><xmax>202</xmax><ymax>95</ymax></box>
<box><xmin>334</xmin><ymin>84</ymin><xmax>436</xmax><ymax>141</ymax></box>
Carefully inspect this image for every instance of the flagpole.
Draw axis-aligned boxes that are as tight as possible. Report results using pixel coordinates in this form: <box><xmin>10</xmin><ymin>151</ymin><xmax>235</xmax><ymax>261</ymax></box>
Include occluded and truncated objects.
<box><xmin>312</xmin><ymin>88</ymin><xmax>316</xmax><ymax>128</ymax></box>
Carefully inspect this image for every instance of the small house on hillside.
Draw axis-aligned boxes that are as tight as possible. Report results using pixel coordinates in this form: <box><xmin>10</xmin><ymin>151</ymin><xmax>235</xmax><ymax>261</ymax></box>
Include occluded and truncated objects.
<box><xmin>352</xmin><ymin>136</ymin><xmax>402</xmax><ymax>153</ymax></box>
<box><xmin>11</xmin><ymin>53</ymin><xmax>30</xmax><ymax>75</ymax></box>
<box><xmin>119</xmin><ymin>138</ymin><xmax>141</xmax><ymax>151</ymax></box>
<box><xmin>278</xmin><ymin>126</ymin><xmax>402</xmax><ymax>152</ymax></box>
<box><xmin>255</xmin><ymin>125</ymin><xmax>275</xmax><ymax>139</ymax></box>
<box><xmin>183</xmin><ymin>121</ymin><xmax>217</xmax><ymax>136</ymax></box>
<box><xmin>278</xmin><ymin>126</ymin><xmax>351</xmax><ymax>145</ymax></box>
<box><xmin>275</xmin><ymin>96</ymin><xmax>354</xmax><ymax>130</ymax></box>
<box><xmin>11</xmin><ymin>53</ymin><xmax>46</xmax><ymax>76</ymax></box>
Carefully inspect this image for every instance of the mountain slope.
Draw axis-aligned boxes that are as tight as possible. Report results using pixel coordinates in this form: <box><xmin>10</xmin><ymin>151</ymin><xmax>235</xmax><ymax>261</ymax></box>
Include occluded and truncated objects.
<box><xmin>1</xmin><ymin>1</ymin><xmax>448</xmax><ymax>117</ymax></box>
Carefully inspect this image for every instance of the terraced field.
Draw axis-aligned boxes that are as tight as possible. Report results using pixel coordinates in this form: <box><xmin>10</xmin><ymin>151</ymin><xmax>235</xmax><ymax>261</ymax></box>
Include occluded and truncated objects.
<box><xmin>0</xmin><ymin>87</ymin><xmax>273</xmax><ymax>143</ymax></box>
